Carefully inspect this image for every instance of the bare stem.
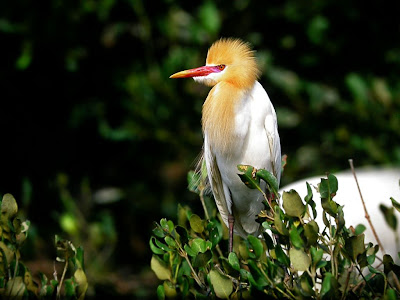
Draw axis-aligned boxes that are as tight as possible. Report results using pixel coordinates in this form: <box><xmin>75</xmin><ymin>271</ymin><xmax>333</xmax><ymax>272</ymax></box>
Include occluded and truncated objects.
<box><xmin>348</xmin><ymin>159</ymin><xmax>386</xmax><ymax>254</ymax></box>
<box><xmin>57</xmin><ymin>259</ymin><xmax>68</xmax><ymax>299</ymax></box>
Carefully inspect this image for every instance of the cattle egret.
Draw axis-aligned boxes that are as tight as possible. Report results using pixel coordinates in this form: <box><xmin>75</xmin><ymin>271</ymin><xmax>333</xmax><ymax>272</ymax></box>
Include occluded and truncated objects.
<box><xmin>170</xmin><ymin>38</ymin><xmax>281</xmax><ymax>252</ymax></box>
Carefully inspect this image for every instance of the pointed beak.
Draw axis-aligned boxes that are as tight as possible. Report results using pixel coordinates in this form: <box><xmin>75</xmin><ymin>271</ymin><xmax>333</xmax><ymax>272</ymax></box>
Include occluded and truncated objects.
<box><xmin>169</xmin><ymin>66</ymin><xmax>219</xmax><ymax>79</ymax></box>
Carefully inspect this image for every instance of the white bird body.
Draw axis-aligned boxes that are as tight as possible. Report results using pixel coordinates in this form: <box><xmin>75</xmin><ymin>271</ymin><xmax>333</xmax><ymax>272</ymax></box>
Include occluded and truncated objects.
<box><xmin>170</xmin><ymin>38</ymin><xmax>281</xmax><ymax>250</ymax></box>
<box><xmin>203</xmin><ymin>81</ymin><xmax>280</xmax><ymax>237</ymax></box>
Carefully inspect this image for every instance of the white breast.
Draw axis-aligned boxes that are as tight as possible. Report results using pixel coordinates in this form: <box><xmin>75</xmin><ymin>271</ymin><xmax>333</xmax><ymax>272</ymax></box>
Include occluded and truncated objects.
<box><xmin>209</xmin><ymin>81</ymin><xmax>281</xmax><ymax>235</ymax></box>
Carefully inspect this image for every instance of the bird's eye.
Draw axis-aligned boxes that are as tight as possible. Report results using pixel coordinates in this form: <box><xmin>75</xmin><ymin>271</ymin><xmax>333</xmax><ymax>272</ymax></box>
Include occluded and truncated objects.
<box><xmin>217</xmin><ymin>64</ymin><xmax>226</xmax><ymax>71</ymax></box>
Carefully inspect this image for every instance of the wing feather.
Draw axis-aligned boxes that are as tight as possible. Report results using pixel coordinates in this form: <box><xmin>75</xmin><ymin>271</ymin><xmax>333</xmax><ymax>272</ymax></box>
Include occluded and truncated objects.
<box><xmin>265</xmin><ymin>105</ymin><xmax>282</xmax><ymax>187</ymax></box>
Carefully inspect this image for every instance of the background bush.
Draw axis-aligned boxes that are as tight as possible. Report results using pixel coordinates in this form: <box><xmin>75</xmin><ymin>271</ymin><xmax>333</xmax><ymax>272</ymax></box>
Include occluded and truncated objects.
<box><xmin>1</xmin><ymin>0</ymin><xmax>399</xmax><ymax>298</ymax></box>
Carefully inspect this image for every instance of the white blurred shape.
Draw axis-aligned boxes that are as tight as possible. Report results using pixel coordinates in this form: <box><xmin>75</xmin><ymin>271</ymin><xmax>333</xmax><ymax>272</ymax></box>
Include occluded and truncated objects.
<box><xmin>280</xmin><ymin>166</ymin><xmax>400</xmax><ymax>260</ymax></box>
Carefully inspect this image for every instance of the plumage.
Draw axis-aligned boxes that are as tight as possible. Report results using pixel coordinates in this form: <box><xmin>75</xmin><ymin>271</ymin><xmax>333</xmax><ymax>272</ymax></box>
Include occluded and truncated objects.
<box><xmin>170</xmin><ymin>38</ymin><xmax>281</xmax><ymax>250</ymax></box>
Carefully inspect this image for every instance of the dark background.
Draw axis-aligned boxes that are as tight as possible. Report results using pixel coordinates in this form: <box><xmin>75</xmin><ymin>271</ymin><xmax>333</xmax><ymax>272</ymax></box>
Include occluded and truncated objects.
<box><xmin>1</xmin><ymin>0</ymin><xmax>400</xmax><ymax>297</ymax></box>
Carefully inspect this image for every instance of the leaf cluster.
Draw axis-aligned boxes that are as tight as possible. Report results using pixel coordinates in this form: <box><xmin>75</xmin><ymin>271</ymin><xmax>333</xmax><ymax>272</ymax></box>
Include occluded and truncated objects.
<box><xmin>0</xmin><ymin>193</ymin><xmax>87</xmax><ymax>299</ymax></box>
<box><xmin>150</xmin><ymin>167</ymin><xmax>400</xmax><ymax>299</ymax></box>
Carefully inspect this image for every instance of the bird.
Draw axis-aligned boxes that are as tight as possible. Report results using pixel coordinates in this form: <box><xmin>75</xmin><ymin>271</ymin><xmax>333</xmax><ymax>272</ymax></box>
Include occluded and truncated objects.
<box><xmin>170</xmin><ymin>38</ymin><xmax>281</xmax><ymax>252</ymax></box>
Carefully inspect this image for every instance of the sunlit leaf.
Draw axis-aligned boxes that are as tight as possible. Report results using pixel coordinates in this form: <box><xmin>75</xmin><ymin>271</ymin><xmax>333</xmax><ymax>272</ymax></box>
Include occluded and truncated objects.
<box><xmin>189</xmin><ymin>214</ymin><xmax>205</xmax><ymax>233</ymax></box>
<box><xmin>283</xmin><ymin>190</ymin><xmax>305</xmax><ymax>218</ymax></box>
<box><xmin>151</xmin><ymin>255</ymin><xmax>171</xmax><ymax>281</ymax></box>
<box><xmin>209</xmin><ymin>269</ymin><xmax>233</xmax><ymax>299</ymax></box>
<box><xmin>5</xmin><ymin>277</ymin><xmax>25</xmax><ymax>298</ymax></box>
<box><xmin>191</xmin><ymin>238</ymin><xmax>207</xmax><ymax>254</ymax></box>
<box><xmin>289</xmin><ymin>247</ymin><xmax>311</xmax><ymax>271</ymax></box>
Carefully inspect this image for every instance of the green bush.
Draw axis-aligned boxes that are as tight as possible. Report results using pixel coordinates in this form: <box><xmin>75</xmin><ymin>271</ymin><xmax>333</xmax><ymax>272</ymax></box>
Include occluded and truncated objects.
<box><xmin>150</xmin><ymin>166</ymin><xmax>400</xmax><ymax>299</ymax></box>
<box><xmin>0</xmin><ymin>193</ymin><xmax>87</xmax><ymax>299</ymax></box>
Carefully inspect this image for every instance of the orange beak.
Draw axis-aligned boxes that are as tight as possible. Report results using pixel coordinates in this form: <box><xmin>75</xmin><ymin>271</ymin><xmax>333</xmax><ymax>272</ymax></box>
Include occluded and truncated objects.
<box><xmin>170</xmin><ymin>66</ymin><xmax>220</xmax><ymax>79</ymax></box>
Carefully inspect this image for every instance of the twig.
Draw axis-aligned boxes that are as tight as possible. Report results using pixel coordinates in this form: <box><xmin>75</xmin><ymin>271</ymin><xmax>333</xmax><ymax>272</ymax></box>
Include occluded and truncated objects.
<box><xmin>348</xmin><ymin>159</ymin><xmax>386</xmax><ymax>254</ymax></box>
<box><xmin>57</xmin><ymin>259</ymin><xmax>68</xmax><ymax>299</ymax></box>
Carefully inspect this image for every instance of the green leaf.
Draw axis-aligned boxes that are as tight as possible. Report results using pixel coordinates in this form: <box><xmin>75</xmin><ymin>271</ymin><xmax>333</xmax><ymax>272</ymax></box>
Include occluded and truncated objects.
<box><xmin>256</xmin><ymin>168</ymin><xmax>279</xmax><ymax>196</ymax></box>
<box><xmin>304</xmin><ymin>182</ymin><xmax>313</xmax><ymax>204</ymax></box>
<box><xmin>191</xmin><ymin>238</ymin><xmax>207</xmax><ymax>254</ymax></box>
<box><xmin>193</xmin><ymin>250</ymin><xmax>212</xmax><ymax>268</ymax></box>
<box><xmin>160</xmin><ymin>218</ymin><xmax>174</xmax><ymax>233</ymax></box>
<box><xmin>189</xmin><ymin>214</ymin><xmax>205</xmax><ymax>233</ymax></box>
<box><xmin>184</xmin><ymin>244</ymin><xmax>197</xmax><ymax>257</ymax></box>
<box><xmin>383</xmin><ymin>254</ymin><xmax>400</xmax><ymax>277</ymax></box>
<box><xmin>321</xmin><ymin>197</ymin><xmax>338</xmax><ymax>218</ymax></box>
<box><xmin>64</xmin><ymin>278</ymin><xmax>75</xmax><ymax>297</ymax></box>
<box><xmin>385</xmin><ymin>288</ymin><xmax>397</xmax><ymax>300</ymax></box>
<box><xmin>283</xmin><ymin>190</ymin><xmax>305</xmax><ymax>218</ymax></box>
<box><xmin>154</xmin><ymin>238</ymin><xmax>172</xmax><ymax>252</ymax></box>
<box><xmin>1</xmin><ymin>194</ymin><xmax>18</xmax><ymax>231</ymax></box>
<box><xmin>355</xmin><ymin>224</ymin><xmax>366</xmax><ymax>235</ymax></box>
<box><xmin>327</xmin><ymin>174</ymin><xmax>338</xmax><ymax>194</ymax></box>
<box><xmin>163</xmin><ymin>281</ymin><xmax>177</xmax><ymax>298</ymax></box>
<box><xmin>164</xmin><ymin>236</ymin><xmax>177</xmax><ymax>249</ymax></box>
<box><xmin>310</xmin><ymin>246</ymin><xmax>324</xmax><ymax>268</ymax></box>
<box><xmin>274</xmin><ymin>206</ymin><xmax>289</xmax><ymax>235</ymax></box>
<box><xmin>304</xmin><ymin>221</ymin><xmax>319</xmax><ymax>246</ymax></box>
<box><xmin>319</xmin><ymin>175</ymin><xmax>338</xmax><ymax>199</ymax></box>
<box><xmin>320</xmin><ymin>272</ymin><xmax>339</xmax><ymax>299</ymax></box>
<box><xmin>289</xmin><ymin>247</ymin><xmax>311</xmax><ymax>271</ymax></box>
<box><xmin>74</xmin><ymin>268</ymin><xmax>88</xmax><ymax>299</ymax></box>
<box><xmin>380</xmin><ymin>204</ymin><xmax>397</xmax><ymax>231</ymax></box>
<box><xmin>390</xmin><ymin>197</ymin><xmax>400</xmax><ymax>213</ymax></box>
<box><xmin>368</xmin><ymin>264</ymin><xmax>383</xmax><ymax>274</ymax></box>
<box><xmin>237</xmin><ymin>165</ymin><xmax>261</xmax><ymax>191</ymax></box>
<box><xmin>228</xmin><ymin>252</ymin><xmax>240</xmax><ymax>271</ymax></box>
<box><xmin>207</xmin><ymin>220</ymin><xmax>222</xmax><ymax>248</ymax></box>
<box><xmin>344</xmin><ymin>234</ymin><xmax>365</xmax><ymax>262</ymax></box>
<box><xmin>156</xmin><ymin>284</ymin><xmax>165</xmax><ymax>300</ymax></box>
<box><xmin>151</xmin><ymin>255</ymin><xmax>171</xmax><ymax>281</ymax></box>
<box><xmin>337</xmin><ymin>205</ymin><xmax>345</xmax><ymax>232</ymax></box>
<box><xmin>300</xmin><ymin>273</ymin><xmax>315</xmax><ymax>297</ymax></box>
<box><xmin>247</xmin><ymin>235</ymin><xmax>264</xmax><ymax>259</ymax></box>
<box><xmin>175</xmin><ymin>225</ymin><xmax>189</xmax><ymax>245</ymax></box>
<box><xmin>305</xmin><ymin>183</ymin><xmax>317</xmax><ymax>218</ymax></box>
<box><xmin>289</xmin><ymin>225</ymin><xmax>305</xmax><ymax>249</ymax></box>
<box><xmin>5</xmin><ymin>277</ymin><xmax>26</xmax><ymax>298</ymax></box>
<box><xmin>209</xmin><ymin>269</ymin><xmax>233</xmax><ymax>299</ymax></box>
<box><xmin>275</xmin><ymin>243</ymin><xmax>290</xmax><ymax>267</ymax></box>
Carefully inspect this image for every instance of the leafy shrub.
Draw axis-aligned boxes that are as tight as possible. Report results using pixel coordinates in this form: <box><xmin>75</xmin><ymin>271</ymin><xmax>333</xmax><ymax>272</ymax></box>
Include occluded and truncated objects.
<box><xmin>150</xmin><ymin>166</ymin><xmax>400</xmax><ymax>299</ymax></box>
<box><xmin>0</xmin><ymin>193</ymin><xmax>87</xmax><ymax>299</ymax></box>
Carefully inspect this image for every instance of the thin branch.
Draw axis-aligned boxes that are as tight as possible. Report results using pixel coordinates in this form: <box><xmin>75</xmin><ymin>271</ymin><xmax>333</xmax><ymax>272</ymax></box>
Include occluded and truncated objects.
<box><xmin>57</xmin><ymin>259</ymin><xmax>68</xmax><ymax>299</ymax></box>
<box><xmin>348</xmin><ymin>159</ymin><xmax>386</xmax><ymax>254</ymax></box>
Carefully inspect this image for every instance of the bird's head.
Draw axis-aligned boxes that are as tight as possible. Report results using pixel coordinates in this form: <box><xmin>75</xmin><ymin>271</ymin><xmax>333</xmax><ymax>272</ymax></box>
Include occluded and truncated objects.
<box><xmin>170</xmin><ymin>38</ymin><xmax>260</xmax><ymax>89</ymax></box>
